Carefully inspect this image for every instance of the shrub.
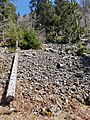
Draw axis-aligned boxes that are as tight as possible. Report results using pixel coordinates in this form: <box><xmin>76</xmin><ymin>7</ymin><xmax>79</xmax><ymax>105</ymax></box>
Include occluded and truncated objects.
<box><xmin>65</xmin><ymin>47</ymin><xmax>74</xmax><ymax>53</ymax></box>
<box><xmin>46</xmin><ymin>35</ymin><xmax>57</xmax><ymax>43</ymax></box>
<box><xmin>77</xmin><ymin>42</ymin><xmax>87</xmax><ymax>55</ymax></box>
<box><xmin>5</xmin><ymin>24</ymin><xmax>41</xmax><ymax>50</ymax></box>
<box><xmin>19</xmin><ymin>28</ymin><xmax>41</xmax><ymax>49</ymax></box>
<box><xmin>47</xmin><ymin>35</ymin><xmax>66</xmax><ymax>43</ymax></box>
<box><xmin>5</xmin><ymin>22</ymin><xmax>17</xmax><ymax>47</ymax></box>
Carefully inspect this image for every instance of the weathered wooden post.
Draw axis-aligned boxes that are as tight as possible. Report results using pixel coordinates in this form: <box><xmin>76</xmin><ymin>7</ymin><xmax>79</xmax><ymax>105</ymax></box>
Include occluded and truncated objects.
<box><xmin>5</xmin><ymin>40</ymin><xmax>18</xmax><ymax>103</ymax></box>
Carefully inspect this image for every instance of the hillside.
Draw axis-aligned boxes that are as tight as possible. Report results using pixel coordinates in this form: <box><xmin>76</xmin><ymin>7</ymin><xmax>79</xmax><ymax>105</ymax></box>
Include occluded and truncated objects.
<box><xmin>0</xmin><ymin>43</ymin><xmax>90</xmax><ymax>120</ymax></box>
<box><xmin>0</xmin><ymin>0</ymin><xmax>90</xmax><ymax>120</ymax></box>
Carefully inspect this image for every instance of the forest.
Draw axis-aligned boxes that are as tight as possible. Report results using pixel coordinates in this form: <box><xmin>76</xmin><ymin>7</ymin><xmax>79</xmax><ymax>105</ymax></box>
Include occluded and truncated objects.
<box><xmin>0</xmin><ymin>0</ymin><xmax>90</xmax><ymax>54</ymax></box>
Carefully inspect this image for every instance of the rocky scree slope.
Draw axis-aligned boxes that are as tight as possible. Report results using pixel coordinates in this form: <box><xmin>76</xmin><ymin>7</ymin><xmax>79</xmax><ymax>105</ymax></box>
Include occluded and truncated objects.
<box><xmin>0</xmin><ymin>44</ymin><xmax>90</xmax><ymax>120</ymax></box>
<box><xmin>17</xmin><ymin>43</ymin><xmax>90</xmax><ymax>105</ymax></box>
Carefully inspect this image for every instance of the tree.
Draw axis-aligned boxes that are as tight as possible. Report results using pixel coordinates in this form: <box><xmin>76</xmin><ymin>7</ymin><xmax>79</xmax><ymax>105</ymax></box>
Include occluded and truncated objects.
<box><xmin>53</xmin><ymin>0</ymin><xmax>83</xmax><ymax>43</ymax></box>
<box><xmin>19</xmin><ymin>28</ymin><xmax>41</xmax><ymax>49</ymax></box>
<box><xmin>0</xmin><ymin>0</ymin><xmax>8</xmax><ymax>41</ymax></box>
<box><xmin>29</xmin><ymin>0</ymin><xmax>83</xmax><ymax>43</ymax></box>
<box><xmin>5</xmin><ymin>21</ymin><xmax>17</xmax><ymax>47</ymax></box>
<box><xmin>4</xmin><ymin>22</ymin><xmax>41</xmax><ymax>49</ymax></box>
<box><xmin>0</xmin><ymin>0</ymin><xmax>17</xmax><ymax>42</ymax></box>
<box><xmin>0</xmin><ymin>0</ymin><xmax>16</xmax><ymax>21</ymax></box>
<box><xmin>3</xmin><ymin>2</ymin><xmax>17</xmax><ymax>22</ymax></box>
<box><xmin>29</xmin><ymin>0</ymin><xmax>55</xmax><ymax>35</ymax></box>
<box><xmin>29</xmin><ymin>0</ymin><xmax>50</xmax><ymax>11</ymax></box>
<box><xmin>36</xmin><ymin>2</ymin><xmax>55</xmax><ymax>34</ymax></box>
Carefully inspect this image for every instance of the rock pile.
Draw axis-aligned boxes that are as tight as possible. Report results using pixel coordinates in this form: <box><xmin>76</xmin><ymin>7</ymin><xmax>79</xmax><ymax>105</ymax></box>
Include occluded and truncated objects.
<box><xmin>17</xmin><ymin>43</ymin><xmax>90</xmax><ymax>106</ymax></box>
<box><xmin>0</xmin><ymin>44</ymin><xmax>90</xmax><ymax>118</ymax></box>
<box><xmin>0</xmin><ymin>47</ymin><xmax>14</xmax><ymax>84</ymax></box>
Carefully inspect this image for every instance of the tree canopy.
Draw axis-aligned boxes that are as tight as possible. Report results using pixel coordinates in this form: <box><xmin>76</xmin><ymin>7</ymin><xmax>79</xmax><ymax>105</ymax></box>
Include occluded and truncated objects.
<box><xmin>29</xmin><ymin>0</ymin><xmax>83</xmax><ymax>43</ymax></box>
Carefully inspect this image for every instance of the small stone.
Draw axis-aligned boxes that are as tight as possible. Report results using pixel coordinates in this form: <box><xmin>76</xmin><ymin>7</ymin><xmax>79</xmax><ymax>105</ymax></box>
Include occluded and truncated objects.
<box><xmin>9</xmin><ymin>107</ymin><xmax>16</xmax><ymax>112</ymax></box>
<box><xmin>61</xmin><ymin>88</ymin><xmax>66</xmax><ymax>94</ymax></box>
<box><xmin>5</xmin><ymin>108</ymin><xmax>17</xmax><ymax>114</ymax></box>
<box><xmin>44</xmin><ymin>48</ymin><xmax>49</xmax><ymax>52</ymax></box>
<box><xmin>0</xmin><ymin>80</ymin><xmax>5</xmax><ymax>85</ymax></box>
<box><xmin>36</xmin><ymin>85</ymin><xmax>42</xmax><ymax>90</ymax></box>
<box><xmin>74</xmin><ymin>57</ymin><xmax>77</xmax><ymax>60</ymax></box>
<box><xmin>45</xmin><ymin>76</ymin><xmax>48</xmax><ymax>80</ymax></box>
<box><xmin>0</xmin><ymin>106</ymin><xmax>3</xmax><ymax>110</ymax></box>
<box><xmin>71</xmin><ymin>85</ymin><xmax>76</xmax><ymax>91</ymax></box>
<box><xmin>76</xmin><ymin>95</ymin><xmax>84</xmax><ymax>104</ymax></box>
<box><xmin>74</xmin><ymin>72</ymin><xmax>83</xmax><ymax>78</ymax></box>
<box><xmin>66</xmin><ymin>99</ymin><xmax>68</xmax><ymax>104</ymax></box>
<box><xmin>84</xmin><ymin>96</ymin><xmax>90</xmax><ymax>105</ymax></box>
<box><xmin>49</xmin><ymin>48</ymin><xmax>57</xmax><ymax>53</ymax></box>
<box><xmin>60</xmin><ymin>63</ymin><xmax>64</xmax><ymax>68</ymax></box>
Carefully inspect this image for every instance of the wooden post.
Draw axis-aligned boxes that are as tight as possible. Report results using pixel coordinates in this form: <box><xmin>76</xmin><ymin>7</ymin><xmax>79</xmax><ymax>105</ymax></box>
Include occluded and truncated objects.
<box><xmin>5</xmin><ymin>52</ymin><xmax>18</xmax><ymax>103</ymax></box>
<box><xmin>16</xmin><ymin>40</ymin><xmax>18</xmax><ymax>49</ymax></box>
<box><xmin>5</xmin><ymin>40</ymin><xmax>18</xmax><ymax>103</ymax></box>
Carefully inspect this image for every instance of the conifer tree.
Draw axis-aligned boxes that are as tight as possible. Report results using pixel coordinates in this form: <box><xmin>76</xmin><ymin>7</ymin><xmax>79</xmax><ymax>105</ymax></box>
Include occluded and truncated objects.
<box><xmin>0</xmin><ymin>0</ymin><xmax>17</xmax><ymax>42</ymax></box>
